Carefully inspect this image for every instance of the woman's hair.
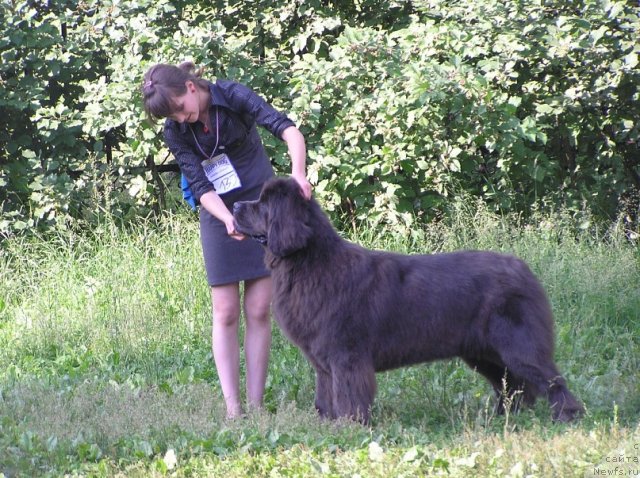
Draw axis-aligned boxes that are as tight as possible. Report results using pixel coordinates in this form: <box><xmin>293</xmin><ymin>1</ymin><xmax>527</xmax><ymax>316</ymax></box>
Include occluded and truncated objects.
<box><xmin>142</xmin><ymin>62</ymin><xmax>208</xmax><ymax>122</ymax></box>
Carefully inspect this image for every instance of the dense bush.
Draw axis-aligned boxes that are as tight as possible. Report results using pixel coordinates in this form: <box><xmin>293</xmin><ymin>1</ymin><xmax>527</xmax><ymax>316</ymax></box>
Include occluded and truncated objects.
<box><xmin>290</xmin><ymin>0</ymin><xmax>640</xmax><ymax>226</ymax></box>
<box><xmin>1</xmin><ymin>0</ymin><xmax>638</xmax><ymax>236</ymax></box>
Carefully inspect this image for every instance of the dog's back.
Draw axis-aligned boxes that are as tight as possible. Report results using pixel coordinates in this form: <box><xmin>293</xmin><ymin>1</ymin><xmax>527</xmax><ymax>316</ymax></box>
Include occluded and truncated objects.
<box><xmin>346</xmin><ymin>250</ymin><xmax>552</xmax><ymax>371</ymax></box>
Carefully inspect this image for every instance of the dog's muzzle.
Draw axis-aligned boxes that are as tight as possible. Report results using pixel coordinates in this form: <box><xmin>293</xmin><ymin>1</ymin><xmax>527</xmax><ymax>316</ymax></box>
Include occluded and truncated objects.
<box><xmin>232</xmin><ymin>202</ymin><xmax>267</xmax><ymax>245</ymax></box>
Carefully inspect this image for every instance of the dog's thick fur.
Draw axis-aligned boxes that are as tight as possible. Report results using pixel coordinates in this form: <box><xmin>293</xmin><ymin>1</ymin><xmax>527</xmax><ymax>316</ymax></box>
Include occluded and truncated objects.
<box><xmin>233</xmin><ymin>177</ymin><xmax>584</xmax><ymax>424</ymax></box>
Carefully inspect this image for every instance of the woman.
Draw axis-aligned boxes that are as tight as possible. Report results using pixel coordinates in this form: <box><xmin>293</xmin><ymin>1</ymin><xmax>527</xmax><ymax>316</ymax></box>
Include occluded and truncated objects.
<box><xmin>142</xmin><ymin>62</ymin><xmax>312</xmax><ymax>418</ymax></box>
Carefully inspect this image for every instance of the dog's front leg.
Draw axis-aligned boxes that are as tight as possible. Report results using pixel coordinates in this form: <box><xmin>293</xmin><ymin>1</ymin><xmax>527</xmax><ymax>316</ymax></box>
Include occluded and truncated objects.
<box><xmin>314</xmin><ymin>368</ymin><xmax>335</xmax><ymax>419</ymax></box>
<box><xmin>331</xmin><ymin>362</ymin><xmax>377</xmax><ymax>425</ymax></box>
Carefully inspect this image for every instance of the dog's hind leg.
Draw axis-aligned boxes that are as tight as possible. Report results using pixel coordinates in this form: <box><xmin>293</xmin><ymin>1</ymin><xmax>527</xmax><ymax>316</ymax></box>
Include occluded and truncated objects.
<box><xmin>481</xmin><ymin>301</ymin><xmax>583</xmax><ymax>422</ymax></box>
<box><xmin>546</xmin><ymin>375</ymin><xmax>584</xmax><ymax>422</ymax></box>
<box><xmin>492</xmin><ymin>346</ymin><xmax>584</xmax><ymax>422</ymax></box>
<box><xmin>489</xmin><ymin>297</ymin><xmax>584</xmax><ymax>421</ymax></box>
<box><xmin>331</xmin><ymin>362</ymin><xmax>377</xmax><ymax>425</ymax></box>
<box><xmin>463</xmin><ymin>358</ymin><xmax>535</xmax><ymax>415</ymax></box>
<box><xmin>543</xmin><ymin>373</ymin><xmax>584</xmax><ymax>422</ymax></box>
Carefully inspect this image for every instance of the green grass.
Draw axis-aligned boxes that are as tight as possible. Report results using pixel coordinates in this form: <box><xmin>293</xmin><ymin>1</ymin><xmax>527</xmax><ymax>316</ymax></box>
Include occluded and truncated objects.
<box><xmin>1</xmin><ymin>205</ymin><xmax>639</xmax><ymax>477</ymax></box>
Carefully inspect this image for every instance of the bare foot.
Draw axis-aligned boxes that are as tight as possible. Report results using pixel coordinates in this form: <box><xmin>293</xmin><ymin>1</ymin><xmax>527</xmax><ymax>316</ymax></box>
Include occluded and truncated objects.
<box><xmin>225</xmin><ymin>403</ymin><xmax>244</xmax><ymax>421</ymax></box>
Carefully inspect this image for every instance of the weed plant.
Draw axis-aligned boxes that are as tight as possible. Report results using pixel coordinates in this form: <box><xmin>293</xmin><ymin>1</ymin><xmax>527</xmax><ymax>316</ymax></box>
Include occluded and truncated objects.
<box><xmin>0</xmin><ymin>203</ymin><xmax>638</xmax><ymax>476</ymax></box>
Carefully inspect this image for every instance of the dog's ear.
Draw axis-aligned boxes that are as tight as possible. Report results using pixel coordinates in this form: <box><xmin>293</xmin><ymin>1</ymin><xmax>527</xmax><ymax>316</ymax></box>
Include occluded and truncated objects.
<box><xmin>267</xmin><ymin>185</ymin><xmax>313</xmax><ymax>257</ymax></box>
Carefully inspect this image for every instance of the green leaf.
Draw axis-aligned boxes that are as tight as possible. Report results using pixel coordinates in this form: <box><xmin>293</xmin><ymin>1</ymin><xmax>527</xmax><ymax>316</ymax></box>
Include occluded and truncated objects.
<box><xmin>624</xmin><ymin>53</ymin><xmax>638</xmax><ymax>69</ymax></box>
<box><xmin>535</xmin><ymin>104</ymin><xmax>555</xmax><ymax>115</ymax></box>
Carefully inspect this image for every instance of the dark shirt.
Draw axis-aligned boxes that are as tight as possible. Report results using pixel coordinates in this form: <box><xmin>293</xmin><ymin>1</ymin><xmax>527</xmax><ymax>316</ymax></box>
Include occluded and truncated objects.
<box><xmin>164</xmin><ymin>79</ymin><xmax>295</xmax><ymax>207</ymax></box>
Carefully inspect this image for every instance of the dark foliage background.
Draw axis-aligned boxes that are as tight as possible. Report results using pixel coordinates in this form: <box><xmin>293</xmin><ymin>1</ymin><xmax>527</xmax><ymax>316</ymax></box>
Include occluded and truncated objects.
<box><xmin>1</xmin><ymin>0</ymin><xmax>638</xmax><ymax>236</ymax></box>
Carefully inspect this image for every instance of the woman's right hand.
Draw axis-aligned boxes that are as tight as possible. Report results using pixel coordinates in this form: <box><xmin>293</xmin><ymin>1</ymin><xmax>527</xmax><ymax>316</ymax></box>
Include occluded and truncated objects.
<box><xmin>224</xmin><ymin>216</ymin><xmax>246</xmax><ymax>241</ymax></box>
<box><xmin>199</xmin><ymin>191</ymin><xmax>246</xmax><ymax>240</ymax></box>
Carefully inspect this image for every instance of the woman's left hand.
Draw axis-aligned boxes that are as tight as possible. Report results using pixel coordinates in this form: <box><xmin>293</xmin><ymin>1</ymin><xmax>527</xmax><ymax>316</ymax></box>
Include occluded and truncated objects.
<box><xmin>281</xmin><ymin>126</ymin><xmax>312</xmax><ymax>200</ymax></box>
<box><xmin>292</xmin><ymin>174</ymin><xmax>313</xmax><ymax>200</ymax></box>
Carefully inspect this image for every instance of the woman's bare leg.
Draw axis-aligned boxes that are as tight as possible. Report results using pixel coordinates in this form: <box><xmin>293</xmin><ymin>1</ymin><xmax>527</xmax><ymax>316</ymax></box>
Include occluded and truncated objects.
<box><xmin>243</xmin><ymin>276</ymin><xmax>273</xmax><ymax>409</ymax></box>
<box><xmin>210</xmin><ymin>283</ymin><xmax>242</xmax><ymax>418</ymax></box>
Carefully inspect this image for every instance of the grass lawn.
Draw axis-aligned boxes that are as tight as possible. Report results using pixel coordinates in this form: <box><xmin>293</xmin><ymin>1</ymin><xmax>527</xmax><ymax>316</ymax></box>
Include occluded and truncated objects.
<box><xmin>1</xmin><ymin>205</ymin><xmax>638</xmax><ymax>477</ymax></box>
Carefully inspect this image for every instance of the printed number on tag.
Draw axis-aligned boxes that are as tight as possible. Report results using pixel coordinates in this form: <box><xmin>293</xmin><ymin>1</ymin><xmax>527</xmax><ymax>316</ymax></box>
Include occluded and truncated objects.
<box><xmin>202</xmin><ymin>154</ymin><xmax>241</xmax><ymax>195</ymax></box>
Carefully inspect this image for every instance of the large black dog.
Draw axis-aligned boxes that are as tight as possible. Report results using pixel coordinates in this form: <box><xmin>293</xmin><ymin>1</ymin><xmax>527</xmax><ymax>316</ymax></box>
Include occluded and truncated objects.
<box><xmin>233</xmin><ymin>177</ymin><xmax>583</xmax><ymax>424</ymax></box>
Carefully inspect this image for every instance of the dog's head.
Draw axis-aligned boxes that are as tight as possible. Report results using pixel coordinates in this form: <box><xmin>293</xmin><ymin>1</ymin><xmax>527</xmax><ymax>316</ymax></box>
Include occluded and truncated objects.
<box><xmin>233</xmin><ymin>177</ymin><xmax>313</xmax><ymax>257</ymax></box>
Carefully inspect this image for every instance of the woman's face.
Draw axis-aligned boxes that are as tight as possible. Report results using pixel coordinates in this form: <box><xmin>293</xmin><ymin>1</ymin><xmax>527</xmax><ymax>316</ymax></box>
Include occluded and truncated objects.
<box><xmin>168</xmin><ymin>81</ymin><xmax>200</xmax><ymax>124</ymax></box>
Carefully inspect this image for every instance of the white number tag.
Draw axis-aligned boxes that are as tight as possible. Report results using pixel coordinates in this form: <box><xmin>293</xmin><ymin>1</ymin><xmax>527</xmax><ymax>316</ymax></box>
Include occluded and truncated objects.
<box><xmin>202</xmin><ymin>154</ymin><xmax>241</xmax><ymax>195</ymax></box>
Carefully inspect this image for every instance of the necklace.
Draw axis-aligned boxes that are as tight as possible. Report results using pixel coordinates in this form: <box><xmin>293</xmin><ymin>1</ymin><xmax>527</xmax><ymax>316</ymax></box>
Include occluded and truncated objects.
<box><xmin>189</xmin><ymin>106</ymin><xmax>220</xmax><ymax>160</ymax></box>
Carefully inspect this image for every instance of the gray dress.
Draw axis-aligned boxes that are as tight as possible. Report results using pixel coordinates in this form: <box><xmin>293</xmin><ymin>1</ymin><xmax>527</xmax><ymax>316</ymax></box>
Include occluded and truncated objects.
<box><xmin>164</xmin><ymin>80</ymin><xmax>295</xmax><ymax>285</ymax></box>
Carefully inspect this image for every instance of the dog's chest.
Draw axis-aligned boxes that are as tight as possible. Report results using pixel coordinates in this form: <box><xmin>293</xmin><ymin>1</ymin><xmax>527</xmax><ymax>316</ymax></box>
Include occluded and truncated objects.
<box><xmin>272</xmin><ymin>295</ymin><xmax>317</xmax><ymax>342</ymax></box>
<box><xmin>271</xmin><ymin>276</ymin><xmax>328</xmax><ymax>345</ymax></box>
